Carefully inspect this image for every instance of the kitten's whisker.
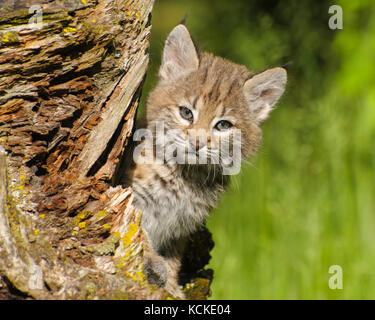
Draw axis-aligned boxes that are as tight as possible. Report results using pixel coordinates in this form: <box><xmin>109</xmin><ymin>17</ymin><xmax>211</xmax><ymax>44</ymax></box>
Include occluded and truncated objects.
<box><xmin>231</xmin><ymin>174</ymin><xmax>240</xmax><ymax>191</ymax></box>
<box><xmin>212</xmin><ymin>163</ymin><xmax>217</xmax><ymax>185</ymax></box>
<box><xmin>242</xmin><ymin>158</ymin><xmax>259</xmax><ymax>172</ymax></box>
<box><xmin>203</xmin><ymin>164</ymin><xmax>211</xmax><ymax>186</ymax></box>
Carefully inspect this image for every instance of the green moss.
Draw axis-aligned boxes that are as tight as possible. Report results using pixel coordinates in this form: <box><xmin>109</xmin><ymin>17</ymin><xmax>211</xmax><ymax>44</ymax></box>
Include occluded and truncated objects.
<box><xmin>85</xmin><ymin>282</ymin><xmax>96</xmax><ymax>295</ymax></box>
<box><xmin>7</xmin><ymin>197</ymin><xmax>28</xmax><ymax>249</ymax></box>
<box><xmin>183</xmin><ymin>277</ymin><xmax>212</xmax><ymax>300</ymax></box>
<box><xmin>112</xmin><ymin>290</ymin><xmax>132</xmax><ymax>300</ymax></box>
<box><xmin>84</xmin><ymin>232</ymin><xmax>121</xmax><ymax>256</ymax></box>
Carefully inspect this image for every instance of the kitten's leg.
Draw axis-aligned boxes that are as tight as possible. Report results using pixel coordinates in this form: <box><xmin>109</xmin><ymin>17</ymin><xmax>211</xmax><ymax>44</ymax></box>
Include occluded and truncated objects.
<box><xmin>143</xmin><ymin>250</ymin><xmax>168</xmax><ymax>287</ymax></box>
<box><xmin>164</xmin><ymin>254</ymin><xmax>184</xmax><ymax>298</ymax></box>
<box><xmin>143</xmin><ymin>238</ymin><xmax>187</xmax><ymax>299</ymax></box>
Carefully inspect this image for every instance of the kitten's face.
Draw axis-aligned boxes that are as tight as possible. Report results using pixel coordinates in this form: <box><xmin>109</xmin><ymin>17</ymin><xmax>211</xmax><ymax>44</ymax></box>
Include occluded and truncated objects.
<box><xmin>145</xmin><ymin>25</ymin><xmax>287</xmax><ymax>172</ymax></box>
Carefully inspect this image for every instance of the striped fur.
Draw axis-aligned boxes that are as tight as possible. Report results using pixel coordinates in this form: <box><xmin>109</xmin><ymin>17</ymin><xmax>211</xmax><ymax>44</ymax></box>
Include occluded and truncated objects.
<box><xmin>121</xmin><ymin>24</ymin><xmax>287</xmax><ymax>294</ymax></box>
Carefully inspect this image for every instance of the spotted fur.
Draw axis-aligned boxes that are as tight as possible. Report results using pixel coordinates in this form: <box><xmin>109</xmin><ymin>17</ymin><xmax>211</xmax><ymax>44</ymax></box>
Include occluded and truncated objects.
<box><xmin>121</xmin><ymin>24</ymin><xmax>287</xmax><ymax>294</ymax></box>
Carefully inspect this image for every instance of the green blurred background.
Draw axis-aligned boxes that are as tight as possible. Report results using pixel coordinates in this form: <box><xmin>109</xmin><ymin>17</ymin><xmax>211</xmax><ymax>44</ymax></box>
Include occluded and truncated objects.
<box><xmin>140</xmin><ymin>0</ymin><xmax>375</xmax><ymax>299</ymax></box>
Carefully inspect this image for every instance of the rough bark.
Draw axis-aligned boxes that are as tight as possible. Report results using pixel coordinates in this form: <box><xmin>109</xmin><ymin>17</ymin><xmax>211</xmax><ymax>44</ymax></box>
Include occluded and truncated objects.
<box><xmin>0</xmin><ymin>0</ymin><xmax>213</xmax><ymax>299</ymax></box>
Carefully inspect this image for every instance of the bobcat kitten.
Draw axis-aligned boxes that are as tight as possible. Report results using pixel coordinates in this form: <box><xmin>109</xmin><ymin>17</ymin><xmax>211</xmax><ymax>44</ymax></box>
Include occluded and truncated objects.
<box><xmin>123</xmin><ymin>24</ymin><xmax>287</xmax><ymax>294</ymax></box>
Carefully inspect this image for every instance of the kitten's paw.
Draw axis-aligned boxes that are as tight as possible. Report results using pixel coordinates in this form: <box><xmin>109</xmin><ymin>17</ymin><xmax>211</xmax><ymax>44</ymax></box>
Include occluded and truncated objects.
<box><xmin>144</xmin><ymin>256</ymin><xmax>168</xmax><ymax>287</ymax></box>
<box><xmin>143</xmin><ymin>255</ymin><xmax>185</xmax><ymax>299</ymax></box>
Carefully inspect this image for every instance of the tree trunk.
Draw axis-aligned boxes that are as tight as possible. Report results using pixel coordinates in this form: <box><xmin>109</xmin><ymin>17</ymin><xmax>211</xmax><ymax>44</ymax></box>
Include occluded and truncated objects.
<box><xmin>0</xmin><ymin>0</ymin><xmax>213</xmax><ymax>299</ymax></box>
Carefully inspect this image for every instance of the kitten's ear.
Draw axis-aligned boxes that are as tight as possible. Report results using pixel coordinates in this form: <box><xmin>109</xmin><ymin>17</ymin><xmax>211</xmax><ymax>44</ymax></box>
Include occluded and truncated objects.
<box><xmin>159</xmin><ymin>25</ymin><xmax>199</xmax><ymax>81</ymax></box>
<box><xmin>243</xmin><ymin>67</ymin><xmax>287</xmax><ymax>123</ymax></box>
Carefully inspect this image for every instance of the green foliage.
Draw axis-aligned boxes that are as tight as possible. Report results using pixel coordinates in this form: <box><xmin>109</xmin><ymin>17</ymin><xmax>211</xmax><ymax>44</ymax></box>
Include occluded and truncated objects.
<box><xmin>144</xmin><ymin>0</ymin><xmax>375</xmax><ymax>299</ymax></box>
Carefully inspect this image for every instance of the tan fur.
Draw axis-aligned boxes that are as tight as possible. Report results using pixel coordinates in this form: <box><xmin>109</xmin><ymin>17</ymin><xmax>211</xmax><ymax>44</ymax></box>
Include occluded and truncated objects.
<box><xmin>121</xmin><ymin>25</ymin><xmax>287</xmax><ymax>297</ymax></box>
<box><xmin>146</xmin><ymin>52</ymin><xmax>264</xmax><ymax>160</ymax></box>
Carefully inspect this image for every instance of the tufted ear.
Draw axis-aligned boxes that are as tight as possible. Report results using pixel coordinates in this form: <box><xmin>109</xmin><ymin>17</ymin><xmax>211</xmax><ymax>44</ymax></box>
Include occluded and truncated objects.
<box><xmin>243</xmin><ymin>67</ymin><xmax>287</xmax><ymax>123</ymax></box>
<box><xmin>159</xmin><ymin>24</ymin><xmax>199</xmax><ymax>81</ymax></box>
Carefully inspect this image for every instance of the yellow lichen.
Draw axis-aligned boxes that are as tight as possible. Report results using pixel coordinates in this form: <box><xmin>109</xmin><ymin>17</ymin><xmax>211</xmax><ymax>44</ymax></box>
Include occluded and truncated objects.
<box><xmin>96</xmin><ymin>210</ymin><xmax>107</xmax><ymax>220</ymax></box>
<box><xmin>125</xmin><ymin>271</ymin><xmax>139</xmax><ymax>283</ymax></box>
<box><xmin>74</xmin><ymin>210</ymin><xmax>92</xmax><ymax>226</ymax></box>
<box><xmin>75</xmin><ymin>213</ymin><xmax>86</xmax><ymax>223</ymax></box>
<box><xmin>63</xmin><ymin>27</ymin><xmax>77</xmax><ymax>34</ymax></box>
<box><xmin>135</xmin><ymin>271</ymin><xmax>145</xmax><ymax>281</ymax></box>
<box><xmin>78</xmin><ymin>221</ymin><xmax>86</xmax><ymax>229</ymax></box>
<box><xmin>102</xmin><ymin>223</ymin><xmax>111</xmax><ymax>231</ymax></box>
<box><xmin>120</xmin><ymin>251</ymin><xmax>131</xmax><ymax>261</ymax></box>
<box><xmin>122</xmin><ymin>223</ymin><xmax>138</xmax><ymax>248</ymax></box>
<box><xmin>124</xmin><ymin>269</ymin><xmax>147</xmax><ymax>285</ymax></box>
<box><xmin>1</xmin><ymin>31</ymin><xmax>19</xmax><ymax>43</ymax></box>
<box><xmin>112</xmin><ymin>232</ymin><xmax>121</xmax><ymax>238</ymax></box>
<box><xmin>76</xmin><ymin>212</ymin><xmax>87</xmax><ymax>221</ymax></box>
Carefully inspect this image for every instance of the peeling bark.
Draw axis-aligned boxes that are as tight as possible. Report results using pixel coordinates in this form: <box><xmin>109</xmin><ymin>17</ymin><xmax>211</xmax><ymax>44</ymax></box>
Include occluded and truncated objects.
<box><xmin>0</xmin><ymin>0</ymin><xmax>213</xmax><ymax>300</ymax></box>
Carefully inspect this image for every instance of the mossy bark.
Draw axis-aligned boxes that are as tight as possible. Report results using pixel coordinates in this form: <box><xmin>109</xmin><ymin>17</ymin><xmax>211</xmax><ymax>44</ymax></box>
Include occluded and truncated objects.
<box><xmin>0</xmin><ymin>0</ymin><xmax>213</xmax><ymax>300</ymax></box>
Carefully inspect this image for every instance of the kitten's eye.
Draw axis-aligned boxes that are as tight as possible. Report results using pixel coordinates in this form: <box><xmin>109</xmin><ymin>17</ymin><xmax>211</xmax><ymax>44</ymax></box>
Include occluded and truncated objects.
<box><xmin>215</xmin><ymin>120</ymin><xmax>233</xmax><ymax>131</ymax></box>
<box><xmin>179</xmin><ymin>106</ymin><xmax>193</xmax><ymax>122</ymax></box>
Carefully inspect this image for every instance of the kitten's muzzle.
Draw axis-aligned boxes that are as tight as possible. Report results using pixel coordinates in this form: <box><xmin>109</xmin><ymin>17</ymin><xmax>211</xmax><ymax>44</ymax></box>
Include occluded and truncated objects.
<box><xmin>188</xmin><ymin>135</ymin><xmax>211</xmax><ymax>152</ymax></box>
<box><xmin>190</xmin><ymin>139</ymin><xmax>204</xmax><ymax>152</ymax></box>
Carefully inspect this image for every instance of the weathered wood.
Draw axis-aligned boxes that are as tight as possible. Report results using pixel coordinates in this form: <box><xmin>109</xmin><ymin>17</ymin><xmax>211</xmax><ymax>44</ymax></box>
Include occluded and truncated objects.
<box><xmin>0</xmin><ymin>0</ymin><xmax>213</xmax><ymax>299</ymax></box>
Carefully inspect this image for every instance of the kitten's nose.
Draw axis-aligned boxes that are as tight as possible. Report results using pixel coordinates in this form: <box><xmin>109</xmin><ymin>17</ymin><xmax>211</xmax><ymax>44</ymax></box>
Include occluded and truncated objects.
<box><xmin>190</xmin><ymin>139</ymin><xmax>204</xmax><ymax>152</ymax></box>
<box><xmin>194</xmin><ymin>140</ymin><xmax>201</xmax><ymax>151</ymax></box>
